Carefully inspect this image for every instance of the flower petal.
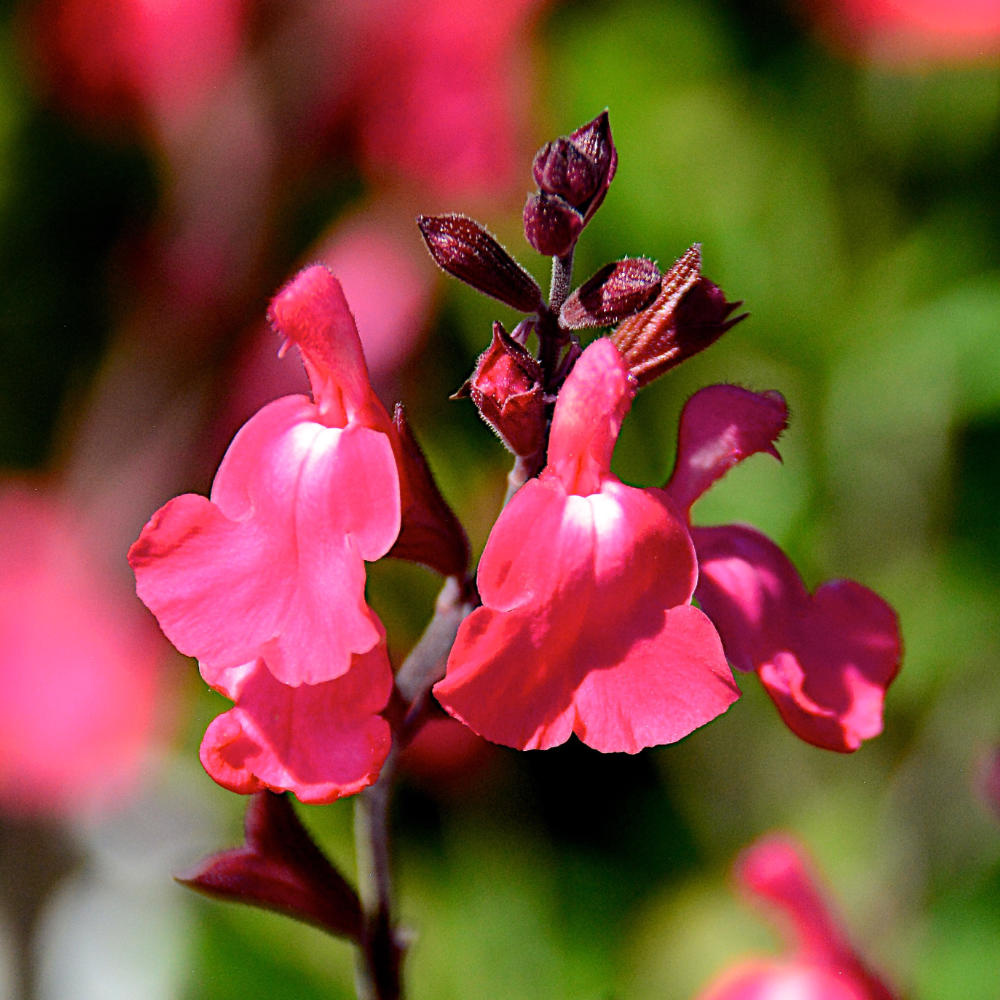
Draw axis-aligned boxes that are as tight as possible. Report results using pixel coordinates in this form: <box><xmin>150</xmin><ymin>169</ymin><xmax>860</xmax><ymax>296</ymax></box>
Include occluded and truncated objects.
<box><xmin>130</xmin><ymin>492</ymin><xmax>287</xmax><ymax>674</ymax></box>
<box><xmin>693</xmin><ymin>524</ymin><xmax>901</xmax><ymax>752</ymax></box>
<box><xmin>131</xmin><ymin>393</ymin><xmax>400</xmax><ymax>687</ymax></box>
<box><xmin>268</xmin><ymin>265</ymin><xmax>386</xmax><ymax>428</ymax></box>
<box><xmin>548</xmin><ymin>337</ymin><xmax>634</xmax><ymax>496</ymax></box>
<box><xmin>435</xmin><ymin>481</ymin><xmax>728</xmax><ymax>752</ymax></box>
<box><xmin>433</xmin><ymin>606</ymin><xmax>579</xmax><ymax>750</ymax></box>
<box><xmin>200</xmin><ymin>649</ymin><xmax>392</xmax><ymax>805</ymax></box>
<box><xmin>572</xmin><ymin>604</ymin><xmax>739</xmax><ymax>753</ymax></box>
<box><xmin>666</xmin><ymin>385</ymin><xmax>787</xmax><ymax>516</ymax></box>
<box><xmin>696</xmin><ymin>961</ymin><xmax>872</xmax><ymax>1000</ymax></box>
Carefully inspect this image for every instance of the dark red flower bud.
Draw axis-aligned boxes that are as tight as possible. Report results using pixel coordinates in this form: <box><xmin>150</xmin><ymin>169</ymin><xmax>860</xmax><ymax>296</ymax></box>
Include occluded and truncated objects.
<box><xmin>418</xmin><ymin>214</ymin><xmax>542</xmax><ymax>313</ymax></box>
<box><xmin>559</xmin><ymin>257</ymin><xmax>662</xmax><ymax>329</ymax></box>
<box><xmin>388</xmin><ymin>404</ymin><xmax>470</xmax><ymax>578</ymax></box>
<box><xmin>176</xmin><ymin>792</ymin><xmax>363</xmax><ymax>941</ymax></box>
<box><xmin>523</xmin><ymin>192</ymin><xmax>584</xmax><ymax>257</ymax></box>
<box><xmin>528</xmin><ymin>111</ymin><xmax>618</xmax><ymax>229</ymax></box>
<box><xmin>611</xmin><ymin>244</ymin><xmax>746</xmax><ymax>386</ymax></box>
<box><xmin>566</xmin><ymin>110</ymin><xmax>617</xmax><ymax>222</ymax></box>
<box><xmin>532</xmin><ymin>138</ymin><xmax>600</xmax><ymax>208</ymax></box>
<box><xmin>459</xmin><ymin>321</ymin><xmax>546</xmax><ymax>458</ymax></box>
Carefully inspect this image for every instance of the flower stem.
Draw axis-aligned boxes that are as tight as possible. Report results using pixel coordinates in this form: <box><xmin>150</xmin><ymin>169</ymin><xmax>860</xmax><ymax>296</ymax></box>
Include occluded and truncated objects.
<box><xmin>549</xmin><ymin>249</ymin><xmax>575</xmax><ymax>312</ymax></box>
<box><xmin>354</xmin><ymin>745</ymin><xmax>403</xmax><ymax>1000</ymax></box>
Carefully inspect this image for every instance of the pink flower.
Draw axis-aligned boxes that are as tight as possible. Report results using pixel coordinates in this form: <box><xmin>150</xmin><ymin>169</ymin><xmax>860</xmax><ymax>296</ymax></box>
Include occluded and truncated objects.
<box><xmin>433</xmin><ymin>338</ymin><xmax>740</xmax><ymax>753</ymax></box>
<box><xmin>130</xmin><ymin>265</ymin><xmax>398</xmax><ymax>801</ymax></box>
<box><xmin>0</xmin><ymin>485</ymin><xmax>165</xmax><ymax>818</ymax></box>
<box><xmin>694</xmin><ymin>835</ymin><xmax>897</xmax><ymax>1000</ymax></box>
<box><xmin>665</xmin><ymin>385</ymin><xmax>902</xmax><ymax>752</ymax></box>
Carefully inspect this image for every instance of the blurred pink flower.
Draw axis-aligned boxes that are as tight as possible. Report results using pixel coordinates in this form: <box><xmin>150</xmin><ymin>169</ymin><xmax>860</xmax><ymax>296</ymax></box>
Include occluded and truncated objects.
<box><xmin>30</xmin><ymin>0</ymin><xmax>248</xmax><ymax>130</ymax></box>
<box><xmin>979</xmin><ymin>745</ymin><xmax>1000</xmax><ymax>823</ymax></box>
<box><xmin>695</xmin><ymin>835</ymin><xmax>898</xmax><ymax>1000</ymax></box>
<box><xmin>803</xmin><ymin>0</ymin><xmax>1000</xmax><ymax>63</ymax></box>
<box><xmin>347</xmin><ymin>0</ymin><xmax>552</xmax><ymax>197</ymax></box>
<box><xmin>0</xmin><ymin>484</ymin><xmax>164</xmax><ymax>818</ymax></box>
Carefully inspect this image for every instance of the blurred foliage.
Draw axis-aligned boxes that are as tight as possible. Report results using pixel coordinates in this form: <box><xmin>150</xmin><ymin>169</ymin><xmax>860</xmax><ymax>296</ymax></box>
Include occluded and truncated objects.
<box><xmin>3</xmin><ymin>0</ymin><xmax>1000</xmax><ymax>997</ymax></box>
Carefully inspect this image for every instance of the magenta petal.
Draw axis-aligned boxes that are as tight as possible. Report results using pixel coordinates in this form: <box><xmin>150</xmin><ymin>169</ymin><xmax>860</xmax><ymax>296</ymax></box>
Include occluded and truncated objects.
<box><xmin>694</xmin><ymin>524</ymin><xmax>901</xmax><ymax>752</ymax></box>
<box><xmin>212</xmin><ymin>395</ymin><xmax>400</xmax><ymax>561</ymax></box>
<box><xmin>200</xmin><ymin>649</ymin><xmax>392</xmax><ymax>805</ymax></box>
<box><xmin>696</xmin><ymin>961</ymin><xmax>871</xmax><ymax>1000</ymax></box>
<box><xmin>666</xmin><ymin>385</ymin><xmax>788</xmax><ymax>516</ymax></box>
<box><xmin>573</xmin><ymin>605</ymin><xmax>739</xmax><ymax>753</ymax></box>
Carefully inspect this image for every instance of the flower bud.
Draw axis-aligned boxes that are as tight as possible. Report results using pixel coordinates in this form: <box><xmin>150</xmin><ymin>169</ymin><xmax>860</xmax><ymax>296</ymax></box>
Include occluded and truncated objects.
<box><xmin>418</xmin><ymin>214</ymin><xmax>542</xmax><ymax>313</ymax></box>
<box><xmin>532</xmin><ymin>138</ymin><xmax>600</xmax><ymax>208</ymax></box>
<box><xmin>523</xmin><ymin>192</ymin><xmax>584</xmax><ymax>257</ymax></box>
<box><xmin>612</xmin><ymin>244</ymin><xmax>746</xmax><ymax>386</ymax></box>
<box><xmin>459</xmin><ymin>321</ymin><xmax>546</xmax><ymax>458</ymax></box>
<box><xmin>565</xmin><ymin>110</ymin><xmax>617</xmax><ymax>222</ymax></box>
<box><xmin>528</xmin><ymin>111</ymin><xmax>618</xmax><ymax>229</ymax></box>
<box><xmin>559</xmin><ymin>258</ymin><xmax>662</xmax><ymax>329</ymax></box>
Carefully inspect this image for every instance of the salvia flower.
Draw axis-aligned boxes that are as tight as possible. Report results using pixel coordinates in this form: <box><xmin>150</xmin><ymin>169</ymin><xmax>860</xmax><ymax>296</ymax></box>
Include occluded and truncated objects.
<box><xmin>130</xmin><ymin>265</ymin><xmax>398</xmax><ymax>800</ymax></box>
<box><xmin>664</xmin><ymin>385</ymin><xmax>902</xmax><ymax>752</ymax></box>
<box><xmin>694</xmin><ymin>834</ymin><xmax>898</xmax><ymax>1000</ymax></box>
<box><xmin>433</xmin><ymin>337</ymin><xmax>740</xmax><ymax>753</ymax></box>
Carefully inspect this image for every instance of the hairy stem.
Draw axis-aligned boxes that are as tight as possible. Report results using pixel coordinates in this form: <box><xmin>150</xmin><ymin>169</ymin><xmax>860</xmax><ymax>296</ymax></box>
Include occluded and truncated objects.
<box><xmin>548</xmin><ymin>249</ymin><xmax>575</xmax><ymax>312</ymax></box>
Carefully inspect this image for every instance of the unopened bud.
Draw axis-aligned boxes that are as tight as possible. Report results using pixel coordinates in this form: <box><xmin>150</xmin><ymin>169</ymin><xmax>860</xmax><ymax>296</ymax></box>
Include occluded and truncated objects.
<box><xmin>418</xmin><ymin>214</ymin><xmax>542</xmax><ymax>313</ymax></box>
<box><xmin>460</xmin><ymin>321</ymin><xmax>546</xmax><ymax>458</ymax></box>
<box><xmin>612</xmin><ymin>245</ymin><xmax>746</xmax><ymax>386</ymax></box>
<box><xmin>560</xmin><ymin>258</ymin><xmax>662</xmax><ymax>329</ymax></box>
<box><xmin>532</xmin><ymin>138</ymin><xmax>600</xmax><ymax>209</ymax></box>
<box><xmin>523</xmin><ymin>192</ymin><xmax>584</xmax><ymax>258</ymax></box>
<box><xmin>565</xmin><ymin>110</ymin><xmax>617</xmax><ymax>222</ymax></box>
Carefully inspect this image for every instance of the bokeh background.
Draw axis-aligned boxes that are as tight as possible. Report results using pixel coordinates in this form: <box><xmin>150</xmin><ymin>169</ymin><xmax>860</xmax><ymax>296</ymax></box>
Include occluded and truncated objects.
<box><xmin>2</xmin><ymin>0</ymin><xmax>999</xmax><ymax>998</ymax></box>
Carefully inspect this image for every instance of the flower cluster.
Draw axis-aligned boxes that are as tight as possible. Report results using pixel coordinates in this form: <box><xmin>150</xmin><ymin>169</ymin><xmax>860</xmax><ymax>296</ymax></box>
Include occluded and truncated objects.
<box><xmin>130</xmin><ymin>112</ymin><xmax>902</xmax><ymax>806</ymax></box>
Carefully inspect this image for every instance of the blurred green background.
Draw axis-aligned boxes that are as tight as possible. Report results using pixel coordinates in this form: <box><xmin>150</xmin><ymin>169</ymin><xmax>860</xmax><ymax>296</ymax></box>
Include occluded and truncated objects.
<box><xmin>2</xmin><ymin>0</ymin><xmax>999</xmax><ymax>998</ymax></box>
